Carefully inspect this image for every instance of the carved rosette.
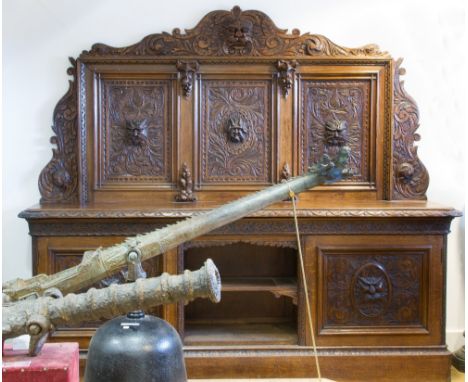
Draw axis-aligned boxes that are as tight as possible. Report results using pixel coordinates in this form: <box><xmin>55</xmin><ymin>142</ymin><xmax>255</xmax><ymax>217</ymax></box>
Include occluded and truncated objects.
<box><xmin>175</xmin><ymin>163</ymin><xmax>196</xmax><ymax>202</ymax></box>
<box><xmin>176</xmin><ymin>60</ymin><xmax>199</xmax><ymax>97</ymax></box>
<box><xmin>392</xmin><ymin>59</ymin><xmax>429</xmax><ymax>200</ymax></box>
<box><xmin>38</xmin><ymin>57</ymin><xmax>79</xmax><ymax>203</ymax></box>
<box><xmin>85</xmin><ymin>6</ymin><xmax>387</xmax><ymax>58</ymax></box>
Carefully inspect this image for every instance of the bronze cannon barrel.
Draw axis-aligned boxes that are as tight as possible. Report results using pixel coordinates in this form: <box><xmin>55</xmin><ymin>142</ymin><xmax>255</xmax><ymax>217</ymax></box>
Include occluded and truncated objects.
<box><xmin>3</xmin><ymin>147</ymin><xmax>349</xmax><ymax>301</ymax></box>
<box><xmin>2</xmin><ymin>259</ymin><xmax>220</xmax><ymax>342</ymax></box>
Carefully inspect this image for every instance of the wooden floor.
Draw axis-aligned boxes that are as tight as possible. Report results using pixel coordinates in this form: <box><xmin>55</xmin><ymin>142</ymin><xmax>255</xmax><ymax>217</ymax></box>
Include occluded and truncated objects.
<box><xmin>80</xmin><ymin>367</ymin><xmax>464</xmax><ymax>381</ymax></box>
<box><xmin>187</xmin><ymin>369</ymin><xmax>465</xmax><ymax>381</ymax></box>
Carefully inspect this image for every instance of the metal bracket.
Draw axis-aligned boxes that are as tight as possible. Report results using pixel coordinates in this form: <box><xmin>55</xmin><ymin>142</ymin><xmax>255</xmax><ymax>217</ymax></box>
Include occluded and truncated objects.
<box><xmin>125</xmin><ymin>247</ymin><xmax>147</xmax><ymax>282</ymax></box>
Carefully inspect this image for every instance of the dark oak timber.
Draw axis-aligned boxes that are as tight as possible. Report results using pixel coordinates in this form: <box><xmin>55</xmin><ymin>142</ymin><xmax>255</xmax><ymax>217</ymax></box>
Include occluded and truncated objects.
<box><xmin>20</xmin><ymin>6</ymin><xmax>460</xmax><ymax>381</ymax></box>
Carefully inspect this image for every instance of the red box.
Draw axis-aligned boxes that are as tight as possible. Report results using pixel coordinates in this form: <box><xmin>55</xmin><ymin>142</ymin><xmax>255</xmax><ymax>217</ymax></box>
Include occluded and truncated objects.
<box><xmin>2</xmin><ymin>342</ymin><xmax>79</xmax><ymax>382</ymax></box>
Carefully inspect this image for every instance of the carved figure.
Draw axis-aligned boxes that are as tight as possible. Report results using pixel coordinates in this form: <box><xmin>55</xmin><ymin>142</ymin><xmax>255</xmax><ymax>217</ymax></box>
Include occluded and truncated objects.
<box><xmin>221</xmin><ymin>7</ymin><xmax>254</xmax><ymax>55</ymax></box>
<box><xmin>226</xmin><ymin>112</ymin><xmax>248</xmax><ymax>143</ymax></box>
<box><xmin>176</xmin><ymin>61</ymin><xmax>199</xmax><ymax>97</ymax></box>
<box><xmin>175</xmin><ymin>163</ymin><xmax>196</xmax><ymax>202</ymax></box>
<box><xmin>126</xmin><ymin>118</ymin><xmax>149</xmax><ymax>146</ymax></box>
<box><xmin>324</xmin><ymin>119</ymin><xmax>348</xmax><ymax>147</ymax></box>
<box><xmin>276</xmin><ymin>60</ymin><xmax>296</xmax><ymax>97</ymax></box>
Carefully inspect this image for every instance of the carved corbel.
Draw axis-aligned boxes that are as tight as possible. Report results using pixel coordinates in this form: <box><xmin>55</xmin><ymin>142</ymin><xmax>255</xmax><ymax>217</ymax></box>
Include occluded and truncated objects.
<box><xmin>280</xmin><ymin>162</ymin><xmax>292</xmax><ymax>183</ymax></box>
<box><xmin>392</xmin><ymin>58</ymin><xmax>429</xmax><ymax>200</ymax></box>
<box><xmin>176</xmin><ymin>61</ymin><xmax>199</xmax><ymax>97</ymax></box>
<box><xmin>276</xmin><ymin>60</ymin><xmax>296</xmax><ymax>97</ymax></box>
<box><xmin>280</xmin><ymin>163</ymin><xmax>296</xmax><ymax>201</ymax></box>
<box><xmin>175</xmin><ymin>163</ymin><xmax>196</xmax><ymax>202</ymax></box>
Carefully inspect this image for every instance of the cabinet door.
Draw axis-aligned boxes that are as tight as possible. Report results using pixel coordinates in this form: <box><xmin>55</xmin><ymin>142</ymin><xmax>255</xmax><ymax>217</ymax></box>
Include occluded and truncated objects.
<box><xmin>303</xmin><ymin>235</ymin><xmax>444</xmax><ymax>347</ymax></box>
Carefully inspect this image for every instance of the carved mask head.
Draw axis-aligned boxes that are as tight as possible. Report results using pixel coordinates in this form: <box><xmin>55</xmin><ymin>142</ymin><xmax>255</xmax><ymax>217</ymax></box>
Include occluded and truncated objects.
<box><xmin>51</xmin><ymin>163</ymin><xmax>71</xmax><ymax>190</ymax></box>
<box><xmin>325</xmin><ymin>119</ymin><xmax>348</xmax><ymax>146</ymax></box>
<box><xmin>126</xmin><ymin>119</ymin><xmax>149</xmax><ymax>146</ymax></box>
<box><xmin>222</xmin><ymin>18</ymin><xmax>253</xmax><ymax>54</ymax></box>
<box><xmin>227</xmin><ymin>113</ymin><xmax>248</xmax><ymax>143</ymax></box>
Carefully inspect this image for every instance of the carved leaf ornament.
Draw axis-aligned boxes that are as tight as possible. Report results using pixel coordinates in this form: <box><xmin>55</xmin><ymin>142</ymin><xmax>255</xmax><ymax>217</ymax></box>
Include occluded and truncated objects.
<box><xmin>38</xmin><ymin>6</ymin><xmax>429</xmax><ymax>202</ymax></box>
<box><xmin>87</xmin><ymin>6</ymin><xmax>386</xmax><ymax>58</ymax></box>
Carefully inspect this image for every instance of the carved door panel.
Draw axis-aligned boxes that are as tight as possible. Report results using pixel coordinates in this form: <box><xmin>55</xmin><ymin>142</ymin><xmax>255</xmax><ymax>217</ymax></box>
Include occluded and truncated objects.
<box><xmin>95</xmin><ymin>75</ymin><xmax>176</xmax><ymax>189</ymax></box>
<box><xmin>303</xmin><ymin>234</ymin><xmax>443</xmax><ymax>347</ymax></box>
<box><xmin>296</xmin><ymin>64</ymin><xmax>389</xmax><ymax>200</ymax></box>
<box><xmin>79</xmin><ymin>63</ymin><xmax>179</xmax><ymax>203</ymax></box>
<box><xmin>196</xmin><ymin>70</ymin><xmax>277</xmax><ymax>189</ymax></box>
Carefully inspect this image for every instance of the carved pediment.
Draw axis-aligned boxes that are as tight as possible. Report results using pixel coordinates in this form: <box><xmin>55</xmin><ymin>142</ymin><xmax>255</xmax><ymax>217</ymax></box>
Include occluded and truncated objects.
<box><xmin>85</xmin><ymin>6</ymin><xmax>387</xmax><ymax>58</ymax></box>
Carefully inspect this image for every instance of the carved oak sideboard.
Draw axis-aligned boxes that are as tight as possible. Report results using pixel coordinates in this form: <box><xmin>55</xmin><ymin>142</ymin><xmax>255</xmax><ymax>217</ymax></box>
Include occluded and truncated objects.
<box><xmin>19</xmin><ymin>7</ymin><xmax>460</xmax><ymax>381</ymax></box>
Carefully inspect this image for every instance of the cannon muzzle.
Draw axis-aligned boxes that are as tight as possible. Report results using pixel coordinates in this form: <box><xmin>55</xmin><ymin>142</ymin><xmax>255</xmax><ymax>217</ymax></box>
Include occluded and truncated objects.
<box><xmin>2</xmin><ymin>259</ymin><xmax>220</xmax><ymax>356</ymax></box>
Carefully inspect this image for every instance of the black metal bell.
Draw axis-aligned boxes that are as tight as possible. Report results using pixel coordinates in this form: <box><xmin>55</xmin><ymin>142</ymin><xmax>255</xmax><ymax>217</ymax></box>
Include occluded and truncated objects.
<box><xmin>84</xmin><ymin>311</ymin><xmax>187</xmax><ymax>382</ymax></box>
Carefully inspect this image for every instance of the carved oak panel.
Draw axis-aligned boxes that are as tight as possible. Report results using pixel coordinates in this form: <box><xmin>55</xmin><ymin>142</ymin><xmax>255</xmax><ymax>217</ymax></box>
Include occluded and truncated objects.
<box><xmin>320</xmin><ymin>249</ymin><xmax>427</xmax><ymax>329</ymax></box>
<box><xmin>200</xmin><ymin>80</ymin><xmax>273</xmax><ymax>184</ymax></box>
<box><xmin>300</xmin><ymin>80</ymin><xmax>371</xmax><ymax>183</ymax></box>
<box><xmin>98</xmin><ymin>79</ymin><xmax>172</xmax><ymax>187</ymax></box>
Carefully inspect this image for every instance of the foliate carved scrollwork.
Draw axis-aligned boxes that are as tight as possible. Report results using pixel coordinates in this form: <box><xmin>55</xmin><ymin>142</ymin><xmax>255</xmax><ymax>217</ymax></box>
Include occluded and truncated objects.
<box><xmin>392</xmin><ymin>58</ymin><xmax>429</xmax><ymax>200</ymax></box>
<box><xmin>324</xmin><ymin>253</ymin><xmax>424</xmax><ymax>326</ymax></box>
<box><xmin>175</xmin><ymin>163</ymin><xmax>196</xmax><ymax>202</ymax></box>
<box><xmin>176</xmin><ymin>60</ymin><xmax>199</xmax><ymax>97</ymax></box>
<box><xmin>301</xmin><ymin>81</ymin><xmax>370</xmax><ymax>182</ymax></box>
<box><xmin>276</xmin><ymin>60</ymin><xmax>296</xmax><ymax>97</ymax></box>
<box><xmin>201</xmin><ymin>81</ymin><xmax>272</xmax><ymax>183</ymax></box>
<box><xmin>103</xmin><ymin>81</ymin><xmax>171</xmax><ymax>182</ymax></box>
<box><xmin>86</xmin><ymin>6</ymin><xmax>387</xmax><ymax>58</ymax></box>
<box><xmin>38</xmin><ymin>57</ymin><xmax>79</xmax><ymax>203</ymax></box>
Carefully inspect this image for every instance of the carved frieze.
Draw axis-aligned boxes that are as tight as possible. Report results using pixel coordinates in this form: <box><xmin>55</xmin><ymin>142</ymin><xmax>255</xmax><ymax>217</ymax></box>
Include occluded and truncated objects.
<box><xmin>322</xmin><ymin>251</ymin><xmax>426</xmax><ymax>327</ymax></box>
<box><xmin>201</xmin><ymin>80</ymin><xmax>272</xmax><ymax>183</ymax></box>
<box><xmin>392</xmin><ymin>59</ymin><xmax>429</xmax><ymax>200</ymax></box>
<box><xmin>86</xmin><ymin>6</ymin><xmax>386</xmax><ymax>58</ymax></box>
<box><xmin>100</xmin><ymin>80</ymin><xmax>171</xmax><ymax>184</ymax></box>
<box><xmin>38</xmin><ymin>58</ymin><xmax>79</xmax><ymax>203</ymax></box>
<box><xmin>301</xmin><ymin>80</ymin><xmax>370</xmax><ymax>182</ymax></box>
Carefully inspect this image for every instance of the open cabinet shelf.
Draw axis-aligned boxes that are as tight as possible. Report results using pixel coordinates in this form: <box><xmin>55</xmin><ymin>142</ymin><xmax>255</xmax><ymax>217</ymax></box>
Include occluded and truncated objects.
<box><xmin>184</xmin><ymin>322</ymin><xmax>298</xmax><ymax>346</ymax></box>
<box><xmin>183</xmin><ymin>242</ymin><xmax>299</xmax><ymax>346</ymax></box>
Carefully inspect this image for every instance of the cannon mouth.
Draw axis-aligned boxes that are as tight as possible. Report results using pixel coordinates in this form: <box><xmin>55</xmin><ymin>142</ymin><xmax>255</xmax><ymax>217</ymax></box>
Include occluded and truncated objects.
<box><xmin>204</xmin><ymin>259</ymin><xmax>221</xmax><ymax>303</ymax></box>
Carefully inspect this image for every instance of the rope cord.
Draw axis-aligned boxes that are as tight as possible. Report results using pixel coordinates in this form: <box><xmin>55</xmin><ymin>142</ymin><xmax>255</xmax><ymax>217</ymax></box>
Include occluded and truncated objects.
<box><xmin>289</xmin><ymin>187</ymin><xmax>322</xmax><ymax>381</ymax></box>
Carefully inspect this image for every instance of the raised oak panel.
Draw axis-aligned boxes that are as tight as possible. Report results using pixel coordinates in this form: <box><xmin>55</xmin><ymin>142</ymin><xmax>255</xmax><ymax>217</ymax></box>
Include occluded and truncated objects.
<box><xmin>320</xmin><ymin>250</ymin><xmax>427</xmax><ymax>328</ymax></box>
<box><xmin>300</xmin><ymin>80</ymin><xmax>372</xmax><ymax>184</ymax></box>
<box><xmin>200</xmin><ymin>80</ymin><xmax>273</xmax><ymax>185</ymax></box>
<box><xmin>97</xmin><ymin>79</ymin><xmax>173</xmax><ymax>188</ymax></box>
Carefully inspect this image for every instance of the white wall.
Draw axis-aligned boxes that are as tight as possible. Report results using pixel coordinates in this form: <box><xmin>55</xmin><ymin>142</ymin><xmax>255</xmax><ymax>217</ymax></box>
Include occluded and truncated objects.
<box><xmin>3</xmin><ymin>0</ymin><xmax>465</xmax><ymax>350</ymax></box>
